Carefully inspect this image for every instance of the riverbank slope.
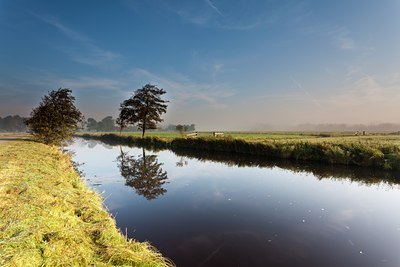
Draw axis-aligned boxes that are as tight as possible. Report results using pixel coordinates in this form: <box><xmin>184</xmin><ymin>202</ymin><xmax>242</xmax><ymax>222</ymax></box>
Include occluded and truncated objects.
<box><xmin>0</xmin><ymin>140</ymin><xmax>172</xmax><ymax>266</ymax></box>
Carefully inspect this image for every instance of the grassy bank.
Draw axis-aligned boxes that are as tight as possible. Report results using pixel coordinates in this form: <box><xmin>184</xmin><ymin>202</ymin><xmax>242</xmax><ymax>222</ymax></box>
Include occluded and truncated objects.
<box><xmin>0</xmin><ymin>140</ymin><xmax>172</xmax><ymax>266</ymax></box>
<box><xmin>79</xmin><ymin>132</ymin><xmax>400</xmax><ymax>170</ymax></box>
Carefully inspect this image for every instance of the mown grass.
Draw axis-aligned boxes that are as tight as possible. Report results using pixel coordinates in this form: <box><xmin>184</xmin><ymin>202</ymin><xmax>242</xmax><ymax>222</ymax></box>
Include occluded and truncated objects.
<box><xmin>0</xmin><ymin>140</ymin><xmax>172</xmax><ymax>267</ymax></box>
<box><xmin>78</xmin><ymin>132</ymin><xmax>400</xmax><ymax>170</ymax></box>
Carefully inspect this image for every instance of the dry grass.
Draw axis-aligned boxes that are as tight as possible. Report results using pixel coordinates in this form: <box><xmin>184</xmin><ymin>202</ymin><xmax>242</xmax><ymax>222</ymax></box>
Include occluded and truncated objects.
<box><xmin>0</xmin><ymin>140</ymin><xmax>173</xmax><ymax>267</ymax></box>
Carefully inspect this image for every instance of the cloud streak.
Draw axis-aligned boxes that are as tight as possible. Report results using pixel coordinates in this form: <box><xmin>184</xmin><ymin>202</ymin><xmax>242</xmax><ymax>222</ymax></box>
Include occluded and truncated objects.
<box><xmin>174</xmin><ymin>9</ymin><xmax>211</xmax><ymax>26</ymax></box>
<box><xmin>56</xmin><ymin>76</ymin><xmax>124</xmax><ymax>91</ymax></box>
<box><xmin>167</xmin><ymin>1</ymin><xmax>271</xmax><ymax>30</ymax></box>
<box><xmin>204</xmin><ymin>0</ymin><xmax>224</xmax><ymax>17</ymax></box>
<box><xmin>290</xmin><ymin>77</ymin><xmax>322</xmax><ymax>107</ymax></box>
<box><xmin>129</xmin><ymin>68</ymin><xmax>235</xmax><ymax>109</ymax></box>
<box><xmin>31</xmin><ymin>13</ymin><xmax>121</xmax><ymax>66</ymax></box>
<box><xmin>329</xmin><ymin>27</ymin><xmax>356</xmax><ymax>50</ymax></box>
<box><xmin>298</xmin><ymin>24</ymin><xmax>361</xmax><ymax>51</ymax></box>
<box><xmin>23</xmin><ymin>68</ymin><xmax>127</xmax><ymax>95</ymax></box>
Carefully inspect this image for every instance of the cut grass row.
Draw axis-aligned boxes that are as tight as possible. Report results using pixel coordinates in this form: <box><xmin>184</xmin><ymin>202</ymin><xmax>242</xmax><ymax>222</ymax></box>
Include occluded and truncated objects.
<box><xmin>78</xmin><ymin>132</ymin><xmax>400</xmax><ymax>170</ymax></box>
<box><xmin>0</xmin><ymin>140</ymin><xmax>172</xmax><ymax>267</ymax></box>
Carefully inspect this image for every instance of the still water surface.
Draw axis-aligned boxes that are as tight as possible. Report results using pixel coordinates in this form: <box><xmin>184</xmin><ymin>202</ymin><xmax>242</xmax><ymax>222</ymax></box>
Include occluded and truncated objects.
<box><xmin>68</xmin><ymin>139</ymin><xmax>400</xmax><ymax>267</ymax></box>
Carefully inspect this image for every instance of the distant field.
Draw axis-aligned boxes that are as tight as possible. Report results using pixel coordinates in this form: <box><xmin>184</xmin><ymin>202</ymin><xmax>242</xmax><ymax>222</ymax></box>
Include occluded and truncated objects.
<box><xmin>0</xmin><ymin>132</ymin><xmax>30</xmax><ymax>142</ymax></box>
<box><xmin>79</xmin><ymin>131</ymin><xmax>400</xmax><ymax>146</ymax></box>
<box><xmin>78</xmin><ymin>131</ymin><xmax>400</xmax><ymax>170</ymax></box>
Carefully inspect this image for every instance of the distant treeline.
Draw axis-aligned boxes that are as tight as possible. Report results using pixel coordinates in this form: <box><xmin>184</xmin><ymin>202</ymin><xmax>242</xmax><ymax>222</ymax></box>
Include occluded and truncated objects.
<box><xmin>86</xmin><ymin>117</ymin><xmax>122</xmax><ymax>132</ymax></box>
<box><xmin>85</xmin><ymin>116</ymin><xmax>195</xmax><ymax>132</ymax></box>
<box><xmin>163</xmin><ymin>124</ymin><xmax>195</xmax><ymax>132</ymax></box>
<box><xmin>0</xmin><ymin>115</ymin><xmax>27</xmax><ymax>132</ymax></box>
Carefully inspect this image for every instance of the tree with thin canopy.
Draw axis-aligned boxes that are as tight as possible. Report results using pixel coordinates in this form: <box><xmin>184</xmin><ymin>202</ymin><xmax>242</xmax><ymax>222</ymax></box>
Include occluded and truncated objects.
<box><xmin>117</xmin><ymin>84</ymin><xmax>168</xmax><ymax>137</ymax></box>
<box><xmin>25</xmin><ymin>88</ymin><xmax>84</xmax><ymax>146</ymax></box>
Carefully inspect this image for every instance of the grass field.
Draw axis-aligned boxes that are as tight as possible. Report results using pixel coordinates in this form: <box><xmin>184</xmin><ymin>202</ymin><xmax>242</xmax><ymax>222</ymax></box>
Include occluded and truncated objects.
<box><xmin>0</xmin><ymin>138</ymin><xmax>172</xmax><ymax>267</ymax></box>
<box><xmin>78</xmin><ymin>131</ymin><xmax>400</xmax><ymax>170</ymax></box>
<box><xmin>79</xmin><ymin>130</ymin><xmax>400</xmax><ymax>146</ymax></box>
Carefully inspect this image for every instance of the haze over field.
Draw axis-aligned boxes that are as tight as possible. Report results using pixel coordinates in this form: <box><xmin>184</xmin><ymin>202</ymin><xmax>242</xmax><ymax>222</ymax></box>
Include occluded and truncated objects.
<box><xmin>1</xmin><ymin>0</ymin><xmax>400</xmax><ymax>130</ymax></box>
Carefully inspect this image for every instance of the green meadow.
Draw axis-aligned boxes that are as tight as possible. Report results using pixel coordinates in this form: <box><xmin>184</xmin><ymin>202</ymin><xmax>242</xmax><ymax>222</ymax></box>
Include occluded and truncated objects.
<box><xmin>82</xmin><ymin>130</ymin><xmax>400</xmax><ymax>143</ymax></box>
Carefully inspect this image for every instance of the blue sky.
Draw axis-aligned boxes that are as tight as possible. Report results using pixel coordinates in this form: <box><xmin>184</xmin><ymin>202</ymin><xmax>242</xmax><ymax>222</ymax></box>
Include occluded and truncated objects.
<box><xmin>1</xmin><ymin>0</ymin><xmax>400</xmax><ymax>130</ymax></box>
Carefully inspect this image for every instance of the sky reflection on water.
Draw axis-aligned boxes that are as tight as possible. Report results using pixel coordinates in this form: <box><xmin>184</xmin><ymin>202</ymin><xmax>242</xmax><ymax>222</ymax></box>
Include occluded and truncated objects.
<box><xmin>68</xmin><ymin>139</ymin><xmax>400</xmax><ymax>267</ymax></box>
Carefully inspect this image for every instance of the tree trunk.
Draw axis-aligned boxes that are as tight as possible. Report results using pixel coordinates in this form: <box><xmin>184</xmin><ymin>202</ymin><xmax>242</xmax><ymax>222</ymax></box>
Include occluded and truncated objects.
<box><xmin>142</xmin><ymin>117</ymin><xmax>146</xmax><ymax>138</ymax></box>
<box><xmin>142</xmin><ymin>148</ymin><xmax>146</xmax><ymax>172</ymax></box>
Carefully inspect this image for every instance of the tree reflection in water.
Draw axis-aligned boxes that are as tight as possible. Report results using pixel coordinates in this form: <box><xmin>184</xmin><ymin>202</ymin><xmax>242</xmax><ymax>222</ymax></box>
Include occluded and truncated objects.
<box><xmin>117</xmin><ymin>147</ymin><xmax>168</xmax><ymax>200</ymax></box>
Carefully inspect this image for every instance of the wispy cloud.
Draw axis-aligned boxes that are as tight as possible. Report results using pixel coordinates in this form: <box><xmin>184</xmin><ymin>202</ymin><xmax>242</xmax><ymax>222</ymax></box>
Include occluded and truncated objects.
<box><xmin>258</xmin><ymin>70</ymin><xmax>400</xmax><ymax>124</ymax></box>
<box><xmin>56</xmin><ymin>76</ymin><xmax>124</xmax><ymax>91</ymax></box>
<box><xmin>212</xmin><ymin>63</ymin><xmax>224</xmax><ymax>79</ymax></box>
<box><xmin>326</xmin><ymin>73</ymin><xmax>396</xmax><ymax>107</ymax></box>
<box><xmin>66</xmin><ymin>47</ymin><xmax>120</xmax><ymax>66</ymax></box>
<box><xmin>299</xmin><ymin>24</ymin><xmax>368</xmax><ymax>52</ymax></box>
<box><xmin>0</xmin><ymin>83</ymin><xmax>28</xmax><ymax>97</ymax></box>
<box><xmin>218</xmin><ymin>21</ymin><xmax>261</xmax><ymax>30</ymax></box>
<box><xmin>190</xmin><ymin>50</ymin><xmax>237</xmax><ymax>81</ymax></box>
<box><xmin>204</xmin><ymin>0</ymin><xmax>224</xmax><ymax>17</ymax></box>
<box><xmin>328</xmin><ymin>26</ymin><xmax>356</xmax><ymax>50</ymax></box>
<box><xmin>290</xmin><ymin>77</ymin><xmax>322</xmax><ymax>107</ymax></box>
<box><xmin>31</xmin><ymin>13</ymin><xmax>121</xmax><ymax>66</ymax></box>
<box><xmin>313</xmin><ymin>73</ymin><xmax>400</xmax><ymax>123</ymax></box>
<box><xmin>260</xmin><ymin>77</ymin><xmax>323</xmax><ymax>108</ymax></box>
<box><xmin>291</xmin><ymin>77</ymin><xmax>303</xmax><ymax>90</ymax></box>
<box><xmin>129</xmin><ymin>68</ymin><xmax>235</xmax><ymax>109</ymax></box>
<box><xmin>34</xmin><ymin>14</ymin><xmax>89</xmax><ymax>43</ymax></box>
<box><xmin>166</xmin><ymin>1</ymin><xmax>274</xmax><ymax>31</ymax></box>
<box><xmin>19</xmin><ymin>66</ymin><xmax>238</xmax><ymax>108</ymax></box>
<box><xmin>343</xmin><ymin>65</ymin><xmax>399</xmax><ymax>97</ymax></box>
<box><xmin>175</xmin><ymin>9</ymin><xmax>211</xmax><ymax>26</ymax></box>
<box><xmin>25</xmin><ymin>69</ymin><xmax>126</xmax><ymax>95</ymax></box>
<box><xmin>345</xmin><ymin>65</ymin><xmax>364</xmax><ymax>80</ymax></box>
